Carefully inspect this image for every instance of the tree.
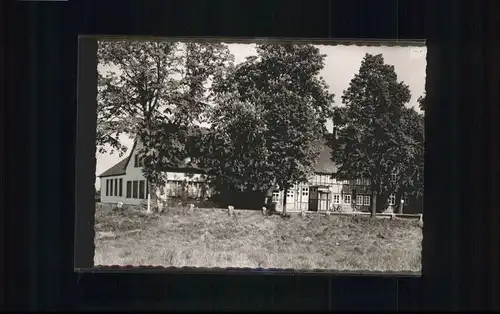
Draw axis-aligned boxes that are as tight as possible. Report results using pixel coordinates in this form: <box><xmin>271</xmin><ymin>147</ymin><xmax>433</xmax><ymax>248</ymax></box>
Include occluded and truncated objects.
<box><xmin>329</xmin><ymin>53</ymin><xmax>418</xmax><ymax>216</ymax></box>
<box><xmin>198</xmin><ymin>44</ymin><xmax>335</xmax><ymax>213</ymax></box>
<box><xmin>97</xmin><ymin>41</ymin><xmax>234</xmax><ymax>188</ymax></box>
<box><xmin>393</xmin><ymin>107</ymin><xmax>424</xmax><ymax>213</ymax></box>
<box><xmin>418</xmin><ymin>93</ymin><xmax>426</xmax><ymax>111</ymax></box>
<box><xmin>95</xmin><ymin>72</ymin><xmax>128</xmax><ymax>156</ymax></box>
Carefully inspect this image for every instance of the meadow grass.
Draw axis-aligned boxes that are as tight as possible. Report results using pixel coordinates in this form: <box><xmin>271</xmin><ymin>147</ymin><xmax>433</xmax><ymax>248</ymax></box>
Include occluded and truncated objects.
<box><xmin>94</xmin><ymin>205</ymin><xmax>422</xmax><ymax>272</ymax></box>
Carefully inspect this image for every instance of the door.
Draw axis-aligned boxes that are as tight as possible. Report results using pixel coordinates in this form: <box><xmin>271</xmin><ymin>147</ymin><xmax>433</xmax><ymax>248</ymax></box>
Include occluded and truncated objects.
<box><xmin>318</xmin><ymin>191</ymin><xmax>330</xmax><ymax>211</ymax></box>
<box><xmin>308</xmin><ymin>187</ymin><xmax>319</xmax><ymax>211</ymax></box>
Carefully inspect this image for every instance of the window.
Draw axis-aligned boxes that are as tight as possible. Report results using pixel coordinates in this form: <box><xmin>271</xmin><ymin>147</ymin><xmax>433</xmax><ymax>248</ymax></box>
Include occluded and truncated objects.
<box><xmin>139</xmin><ymin>181</ymin><xmax>145</xmax><ymax>199</ymax></box>
<box><xmin>134</xmin><ymin>154</ymin><xmax>142</xmax><ymax>167</ymax></box>
<box><xmin>133</xmin><ymin>181</ymin><xmax>138</xmax><ymax>198</ymax></box>
<box><xmin>363</xmin><ymin>195</ymin><xmax>371</xmax><ymax>205</ymax></box>
<box><xmin>333</xmin><ymin>194</ymin><xmax>340</xmax><ymax>204</ymax></box>
<box><xmin>119</xmin><ymin>179</ymin><xmax>123</xmax><ymax>197</ymax></box>
<box><xmin>110</xmin><ymin>179</ymin><xmax>114</xmax><ymax>196</ymax></box>
<box><xmin>170</xmin><ymin>181</ymin><xmax>182</xmax><ymax>197</ymax></box>
<box><xmin>344</xmin><ymin>194</ymin><xmax>351</xmax><ymax>204</ymax></box>
<box><xmin>403</xmin><ymin>196</ymin><xmax>409</xmax><ymax>205</ymax></box>
<box><xmin>286</xmin><ymin>190</ymin><xmax>294</xmax><ymax>198</ymax></box>
<box><xmin>302</xmin><ymin>187</ymin><xmax>309</xmax><ymax>197</ymax></box>
<box><xmin>272</xmin><ymin>192</ymin><xmax>280</xmax><ymax>202</ymax></box>
<box><xmin>356</xmin><ymin>178</ymin><xmax>363</xmax><ymax>186</ymax></box>
<box><xmin>193</xmin><ymin>182</ymin><xmax>201</xmax><ymax>198</ymax></box>
<box><xmin>388</xmin><ymin>194</ymin><xmax>396</xmax><ymax>206</ymax></box>
<box><xmin>114</xmin><ymin>178</ymin><xmax>118</xmax><ymax>196</ymax></box>
<box><xmin>356</xmin><ymin>195</ymin><xmax>363</xmax><ymax>205</ymax></box>
<box><xmin>106</xmin><ymin>179</ymin><xmax>110</xmax><ymax>196</ymax></box>
<box><xmin>126</xmin><ymin>181</ymin><xmax>132</xmax><ymax>198</ymax></box>
<box><xmin>166</xmin><ymin>181</ymin><xmax>174</xmax><ymax>197</ymax></box>
<box><xmin>391</xmin><ymin>172</ymin><xmax>397</xmax><ymax>182</ymax></box>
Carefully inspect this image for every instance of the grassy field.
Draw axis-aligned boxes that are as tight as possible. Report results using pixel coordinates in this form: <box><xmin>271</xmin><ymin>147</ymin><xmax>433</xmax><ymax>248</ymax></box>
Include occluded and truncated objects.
<box><xmin>94</xmin><ymin>205</ymin><xmax>422</xmax><ymax>272</ymax></box>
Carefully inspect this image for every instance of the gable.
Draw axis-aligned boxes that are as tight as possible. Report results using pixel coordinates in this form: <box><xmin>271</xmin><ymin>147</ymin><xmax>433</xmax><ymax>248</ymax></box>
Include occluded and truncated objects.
<box><xmin>123</xmin><ymin>140</ymin><xmax>139</xmax><ymax>170</ymax></box>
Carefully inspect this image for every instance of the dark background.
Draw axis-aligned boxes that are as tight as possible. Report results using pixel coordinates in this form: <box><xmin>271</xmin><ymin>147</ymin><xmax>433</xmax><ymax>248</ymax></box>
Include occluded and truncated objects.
<box><xmin>3</xmin><ymin>0</ymin><xmax>500</xmax><ymax>311</ymax></box>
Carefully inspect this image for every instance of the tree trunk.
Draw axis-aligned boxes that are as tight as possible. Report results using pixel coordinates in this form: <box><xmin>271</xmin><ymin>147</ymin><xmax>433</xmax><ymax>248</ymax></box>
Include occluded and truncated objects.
<box><xmin>147</xmin><ymin>181</ymin><xmax>151</xmax><ymax>213</ymax></box>
<box><xmin>147</xmin><ymin>183</ymin><xmax>155</xmax><ymax>214</ymax></box>
<box><xmin>371</xmin><ymin>190</ymin><xmax>377</xmax><ymax>217</ymax></box>
<box><xmin>282</xmin><ymin>188</ymin><xmax>288</xmax><ymax>216</ymax></box>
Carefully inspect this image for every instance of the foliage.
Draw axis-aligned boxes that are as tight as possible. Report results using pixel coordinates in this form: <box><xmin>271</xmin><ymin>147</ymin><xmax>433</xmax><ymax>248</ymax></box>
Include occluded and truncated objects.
<box><xmin>417</xmin><ymin>93</ymin><xmax>426</xmax><ymax>111</ymax></box>
<box><xmin>397</xmin><ymin>107</ymin><xmax>424</xmax><ymax>197</ymax></box>
<box><xmin>97</xmin><ymin>41</ymin><xmax>234</xmax><ymax>185</ymax></box>
<box><xmin>198</xmin><ymin>44</ymin><xmax>335</xmax><ymax>210</ymax></box>
<box><xmin>96</xmin><ymin>72</ymin><xmax>128</xmax><ymax>156</ymax></box>
<box><xmin>329</xmin><ymin>53</ymin><xmax>423</xmax><ymax>210</ymax></box>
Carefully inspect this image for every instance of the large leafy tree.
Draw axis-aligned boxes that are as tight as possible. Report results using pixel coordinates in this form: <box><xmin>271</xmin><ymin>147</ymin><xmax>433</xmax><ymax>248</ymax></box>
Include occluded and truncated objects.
<box><xmin>198</xmin><ymin>44</ymin><xmax>335</xmax><ymax>213</ymax></box>
<box><xmin>395</xmin><ymin>107</ymin><xmax>424</xmax><ymax>211</ymax></box>
<box><xmin>97</xmin><ymin>41</ymin><xmax>233</xmax><ymax>186</ymax></box>
<box><xmin>329</xmin><ymin>53</ymin><xmax>420</xmax><ymax>216</ymax></box>
<box><xmin>95</xmin><ymin>71</ymin><xmax>129</xmax><ymax>156</ymax></box>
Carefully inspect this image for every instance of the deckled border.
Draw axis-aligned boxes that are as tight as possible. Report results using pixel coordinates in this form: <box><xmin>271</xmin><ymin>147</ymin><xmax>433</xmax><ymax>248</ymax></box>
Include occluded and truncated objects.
<box><xmin>75</xmin><ymin>35</ymin><xmax>425</xmax><ymax>276</ymax></box>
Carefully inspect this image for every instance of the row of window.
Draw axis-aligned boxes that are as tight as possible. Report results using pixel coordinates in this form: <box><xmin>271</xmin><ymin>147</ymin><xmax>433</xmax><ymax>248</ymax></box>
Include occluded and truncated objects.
<box><xmin>105</xmin><ymin>178</ymin><xmax>209</xmax><ymax>200</ymax></box>
<box><xmin>333</xmin><ymin>194</ymin><xmax>372</xmax><ymax>205</ymax></box>
<box><xmin>272</xmin><ymin>192</ymin><xmax>405</xmax><ymax>206</ymax></box>
<box><xmin>311</xmin><ymin>176</ymin><xmax>371</xmax><ymax>186</ymax></box>
<box><xmin>105</xmin><ymin>178</ymin><xmax>123</xmax><ymax>197</ymax></box>
<box><xmin>164</xmin><ymin>180</ymin><xmax>207</xmax><ymax>199</ymax></box>
<box><xmin>125</xmin><ymin>180</ymin><xmax>149</xmax><ymax>199</ymax></box>
<box><xmin>104</xmin><ymin>178</ymin><xmax>149</xmax><ymax>199</ymax></box>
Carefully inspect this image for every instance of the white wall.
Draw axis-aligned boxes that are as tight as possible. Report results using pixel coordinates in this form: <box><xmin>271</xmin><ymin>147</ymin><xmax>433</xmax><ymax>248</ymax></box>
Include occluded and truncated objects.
<box><xmin>164</xmin><ymin>172</ymin><xmax>207</xmax><ymax>182</ymax></box>
<box><xmin>124</xmin><ymin>142</ymin><xmax>147</xmax><ymax>183</ymax></box>
<box><xmin>99</xmin><ymin>142</ymin><xmax>148</xmax><ymax>206</ymax></box>
<box><xmin>271</xmin><ymin>174</ymin><xmax>370</xmax><ymax>212</ymax></box>
<box><xmin>100</xmin><ymin>175</ymin><xmax>129</xmax><ymax>204</ymax></box>
<box><xmin>99</xmin><ymin>141</ymin><xmax>211</xmax><ymax>206</ymax></box>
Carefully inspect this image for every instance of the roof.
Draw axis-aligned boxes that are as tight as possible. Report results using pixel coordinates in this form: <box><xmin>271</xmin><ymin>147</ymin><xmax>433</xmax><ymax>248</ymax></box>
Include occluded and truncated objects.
<box><xmin>98</xmin><ymin>126</ymin><xmax>210</xmax><ymax>178</ymax></box>
<box><xmin>99</xmin><ymin>132</ymin><xmax>338</xmax><ymax>178</ymax></box>
<box><xmin>312</xmin><ymin>140</ymin><xmax>338</xmax><ymax>174</ymax></box>
<box><xmin>98</xmin><ymin>158</ymin><xmax>128</xmax><ymax>177</ymax></box>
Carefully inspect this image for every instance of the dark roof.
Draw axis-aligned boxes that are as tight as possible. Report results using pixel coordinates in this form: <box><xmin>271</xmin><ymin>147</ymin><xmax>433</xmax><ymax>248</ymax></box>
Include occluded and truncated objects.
<box><xmin>98</xmin><ymin>158</ymin><xmax>128</xmax><ymax>177</ymax></box>
<box><xmin>98</xmin><ymin>126</ymin><xmax>210</xmax><ymax>178</ymax></box>
<box><xmin>99</xmin><ymin>132</ymin><xmax>338</xmax><ymax>178</ymax></box>
<box><xmin>312</xmin><ymin>140</ymin><xmax>338</xmax><ymax>174</ymax></box>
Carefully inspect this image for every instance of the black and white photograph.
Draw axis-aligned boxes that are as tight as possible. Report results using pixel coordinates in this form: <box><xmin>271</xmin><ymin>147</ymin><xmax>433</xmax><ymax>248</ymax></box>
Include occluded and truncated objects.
<box><xmin>93</xmin><ymin>39</ymin><xmax>425</xmax><ymax>272</ymax></box>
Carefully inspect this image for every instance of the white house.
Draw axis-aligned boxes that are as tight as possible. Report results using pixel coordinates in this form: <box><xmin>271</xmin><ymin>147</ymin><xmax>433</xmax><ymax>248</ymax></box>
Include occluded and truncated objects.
<box><xmin>99</xmin><ymin>136</ymin><xmax>421</xmax><ymax>214</ymax></box>
<box><xmin>98</xmin><ymin>140</ymin><xmax>210</xmax><ymax>206</ymax></box>
<box><xmin>269</xmin><ymin>140</ymin><xmax>422</xmax><ymax>214</ymax></box>
<box><xmin>267</xmin><ymin>140</ymin><xmax>371</xmax><ymax>213</ymax></box>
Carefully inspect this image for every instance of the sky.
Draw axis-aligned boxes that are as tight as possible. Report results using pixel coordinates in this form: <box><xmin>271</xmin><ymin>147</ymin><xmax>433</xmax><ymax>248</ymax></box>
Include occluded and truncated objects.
<box><xmin>94</xmin><ymin>42</ymin><xmax>427</xmax><ymax>190</ymax></box>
